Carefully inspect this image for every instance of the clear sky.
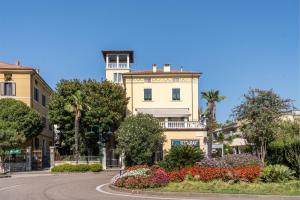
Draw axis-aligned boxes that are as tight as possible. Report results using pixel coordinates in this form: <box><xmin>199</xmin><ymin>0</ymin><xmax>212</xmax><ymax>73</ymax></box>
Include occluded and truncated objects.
<box><xmin>0</xmin><ymin>0</ymin><xmax>299</xmax><ymax>122</ymax></box>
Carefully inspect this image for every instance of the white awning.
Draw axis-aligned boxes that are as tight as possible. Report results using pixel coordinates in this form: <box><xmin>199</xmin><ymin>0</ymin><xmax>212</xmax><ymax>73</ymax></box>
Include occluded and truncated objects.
<box><xmin>136</xmin><ymin>108</ymin><xmax>191</xmax><ymax>118</ymax></box>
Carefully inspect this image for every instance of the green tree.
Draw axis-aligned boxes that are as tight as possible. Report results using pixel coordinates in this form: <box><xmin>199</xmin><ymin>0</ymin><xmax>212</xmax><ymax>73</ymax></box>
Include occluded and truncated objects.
<box><xmin>0</xmin><ymin>99</ymin><xmax>43</xmax><ymax>172</ymax></box>
<box><xmin>202</xmin><ymin>90</ymin><xmax>225</xmax><ymax>158</ymax></box>
<box><xmin>233</xmin><ymin>89</ymin><xmax>292</xmax><ymax>165</ymax></box>
<box><xmin>159</xmin><ymin>145</ymin><xmax>204</xmax><ymax>171</ymax></box>
<box><xmin>64</xmin><ymin>90</ymin><xmax>89</xmax><ymax>163</ymax></box>
<box><xmin>48</xmin><ymin>79</ymin><xmax>128</xmax><ymax>157</ymax></box>
<box><xmin>116</xmin><ymin>113</ymin><xmax>165</xmax><ymax>166</ymax></box>
<box><xmin>269</xmin><ymin>120</ymin><xmax>300</xmax><ymax>178</ymax></box>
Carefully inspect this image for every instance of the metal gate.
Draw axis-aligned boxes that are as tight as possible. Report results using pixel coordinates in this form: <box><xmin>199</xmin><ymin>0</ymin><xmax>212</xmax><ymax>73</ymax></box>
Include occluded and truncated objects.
<box><xmin>106</xmin><ymin>149</ymin><xmax>121</xmax><ymax>168</ymax></box>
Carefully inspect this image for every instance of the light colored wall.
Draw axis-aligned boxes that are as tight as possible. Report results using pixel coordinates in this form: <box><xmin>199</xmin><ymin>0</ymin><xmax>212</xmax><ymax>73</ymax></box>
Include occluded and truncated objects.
<box><xmin>163</xmin><ymin>130</ymin><xmax>206</xmax><ymax>152</ymax></box>
<box><xmin>106</xmin><ymin>68</ymin><xmax>130</xmax><ymax>83</ymax></box>
<box><xmin>0</xmin><ymin>73</ymin><xmax>31</xmax><ymax>106</ymax></box>
<box><xmin>125</xmin><ymin>75</ymin><xmax>199</xmax><ymax>120</ymax></box>
<box><xmin>0</xmin><ymin>71</ymin><xmax>53</xmax><ymax>151</ymax></box>
<box><xmin>31</xmin><ymin>74</ymin><xmax>53</xmax><ymax>140</ymax></box>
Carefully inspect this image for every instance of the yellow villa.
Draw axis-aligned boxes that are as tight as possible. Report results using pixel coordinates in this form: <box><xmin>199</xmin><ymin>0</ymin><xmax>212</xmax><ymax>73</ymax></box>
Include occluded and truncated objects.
<box><xmin>103</xmin><ymin>50</ymin><xmax>207</xmax><ymax>157</ymax></box>
<box><xmin>0</xmin><ymin>61</ymin><xmax>54</xmax><ymax>168</ymax></box>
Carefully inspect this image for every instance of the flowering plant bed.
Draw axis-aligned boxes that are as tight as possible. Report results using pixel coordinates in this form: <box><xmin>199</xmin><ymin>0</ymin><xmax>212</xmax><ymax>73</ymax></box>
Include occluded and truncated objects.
<box><xmin>112</xmin><ymin>166</ymin><xmax>169</xmax><ymax>189</ymax></box>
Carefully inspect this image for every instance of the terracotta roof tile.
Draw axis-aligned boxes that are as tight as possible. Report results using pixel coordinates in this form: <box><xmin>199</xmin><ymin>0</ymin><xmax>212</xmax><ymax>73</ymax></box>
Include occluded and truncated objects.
<box><xmin>123</xmin><ymin>69</ymin><xmax>201</xmax><ymax>75</ymax></box>
<box><xmin>0</xmin><ymin>61</ymin><xmax>34</xmax><ymax>70</ymax></box>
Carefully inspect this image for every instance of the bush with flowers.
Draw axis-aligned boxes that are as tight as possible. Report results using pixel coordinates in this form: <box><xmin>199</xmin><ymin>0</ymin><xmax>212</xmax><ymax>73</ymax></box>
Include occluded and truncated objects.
<box><xmin>113</xmin><ymin>165</ymin><xmax>170</xmax><ymax>189</ymax></box>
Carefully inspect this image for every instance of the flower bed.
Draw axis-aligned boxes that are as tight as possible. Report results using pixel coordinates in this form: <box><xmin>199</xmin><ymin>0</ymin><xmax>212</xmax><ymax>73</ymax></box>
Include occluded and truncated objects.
<box><xmin>112</xmin><ymin>154</ymin><xmax>263</xmax><ymax>189</ymax></box>
<box><xmin>113</xmin><ymin>166</ymin><xmax>169</xmax><ymax>189</ymax></box>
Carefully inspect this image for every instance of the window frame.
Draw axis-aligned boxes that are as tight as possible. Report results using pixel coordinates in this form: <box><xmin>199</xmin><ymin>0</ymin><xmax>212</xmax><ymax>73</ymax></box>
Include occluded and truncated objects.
<box><xmin>144</xmin><ymin>88</ymin><xmax>152</xmax><ymax>101</ymax></box>
<box><xmin>42</xmin><ymin>94</ymin><xmax>46</xmax><ymax>107</ymax></box>
<box><xmin>34</xmin><ymin>87</ymin><xmax>39</xmax><ymax>102</ymax></box>
<box><xmin>172</xmin><ymin>88</ymin><xmax>181</xmax><ymax>101</ymax></box>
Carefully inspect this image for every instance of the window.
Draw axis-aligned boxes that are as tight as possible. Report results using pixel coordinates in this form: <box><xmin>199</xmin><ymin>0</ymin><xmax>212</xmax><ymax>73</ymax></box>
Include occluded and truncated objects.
<box><xmin>144</xmin><ymin>78</ymin><xmax>151</xmax><ymax>83</ymax></box>
<box><xmin>35</xmin><ymin>138</ymin><xmax>40</xmax><ymax>149</ymax></box>
<box><xmin>144</xmin><ymin>89</ymin><xmax>152</xmax><ymax>101</ymax></box>
<box><xmin>34</xmin><ymin>87</ymin><xmax>39</xmax><ymax>102</ymax></box>
<box><xmin>113</xmin><ymin>73</ymin><xmax>122</xmax><ymax>83</ymax></box>
<box><xmin>1</xmin><ymin>82</ymin><xmax>16</xmax><ymax>96</ymax></box>
<box><xmin>172</xmin><ymin>88</ymin><xmax>180</xmax><ymax>101</ymax></box>
<box><xmin>49</xmin><ymin>123</ymin><xmax>53</xmax><ymax>131</ymax></box>
<box><xmin>41</xmin><ymin>117</ymin><xmax>46</xmax><ymax>126</ymax></box>
<box><xmin>42</xmin><ymin>95</ymin><xmax>46</xmax><ymax>107</ymax></box>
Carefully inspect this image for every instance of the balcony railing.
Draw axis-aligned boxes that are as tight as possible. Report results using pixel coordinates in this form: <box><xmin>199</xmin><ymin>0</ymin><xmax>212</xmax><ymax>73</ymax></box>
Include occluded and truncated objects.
<box><xmin>159</xmin><ymin>121</ymin><xmax>205</xmax><ymax>129</ymax></box>
<box><xmin>107</xmin><ymin>63</ymin><xmax>129</xmax><ymax>69</ymax></box>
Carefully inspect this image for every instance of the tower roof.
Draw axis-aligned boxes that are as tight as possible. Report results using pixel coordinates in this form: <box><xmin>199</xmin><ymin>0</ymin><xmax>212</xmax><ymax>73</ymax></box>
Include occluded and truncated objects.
<box><xmin>102</xmin><ymin>50</ymin><xmax>134</xmax><ymax>63</ymax></box>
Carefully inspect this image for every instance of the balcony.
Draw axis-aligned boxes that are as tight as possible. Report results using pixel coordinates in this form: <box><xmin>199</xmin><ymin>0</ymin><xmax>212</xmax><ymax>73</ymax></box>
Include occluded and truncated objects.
<box><xmin>107</xmin><ymin>63</ymin><xmax>129</xmax><ymax>69</ymax></box>
<box><xmin>159</xmin><ymin>121</ymin><xmax>205</xmax><ymax>130</ymax></box>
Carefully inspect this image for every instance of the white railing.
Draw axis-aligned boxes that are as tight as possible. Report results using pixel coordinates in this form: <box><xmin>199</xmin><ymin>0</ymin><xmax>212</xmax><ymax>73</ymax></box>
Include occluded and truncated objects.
<box><xmin>159</xmin><ymin>121</ymin><xmax>205</xmax><ymax>129</ymax></box>
<box><xmin>107</xmin><ymin>63</ymin><xmax>129</xmax><ymax>69</ymax></box>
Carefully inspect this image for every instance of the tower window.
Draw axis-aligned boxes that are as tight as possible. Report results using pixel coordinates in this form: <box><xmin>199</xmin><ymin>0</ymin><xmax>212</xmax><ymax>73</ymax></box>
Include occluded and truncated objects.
<box><xmin>113</xmin><ymin>73</ymin><xmax>122</xmax><ymax>83</ymax></box>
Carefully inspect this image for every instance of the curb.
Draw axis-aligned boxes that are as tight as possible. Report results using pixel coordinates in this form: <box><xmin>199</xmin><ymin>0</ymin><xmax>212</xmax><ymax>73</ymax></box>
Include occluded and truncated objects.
<box><xmin>0</xmin><ymin>175</ymin><xmax>11</xmax><ymax>178</ymax></box>
<box><xmin>108</xmin><ymin>184</ymin><xmax>300</xmax><ymax>199</ymax></box>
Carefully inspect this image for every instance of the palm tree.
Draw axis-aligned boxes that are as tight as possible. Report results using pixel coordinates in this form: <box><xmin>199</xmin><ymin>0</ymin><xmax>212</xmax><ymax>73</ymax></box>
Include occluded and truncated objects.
<box><xmin>64</xmin><ymin>90</ymin><xmax>89</xmax><ymax>163</ymax></box>
<box><xmin>202</xmin><ymin>90</ymin><xmax>225</xmax><ymax>158</ymax></box>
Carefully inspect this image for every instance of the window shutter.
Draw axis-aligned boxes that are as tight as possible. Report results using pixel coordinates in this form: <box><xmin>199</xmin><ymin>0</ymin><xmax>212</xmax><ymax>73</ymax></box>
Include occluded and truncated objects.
<box><xmin>12</xmin><ymin>83</ymin><xmax>16</xmax><ymax>96</ymax></box>
<box><xmin>0</xmin><ymin>83</ymin><xmax>4</xmax><ymax>96</ymax></box>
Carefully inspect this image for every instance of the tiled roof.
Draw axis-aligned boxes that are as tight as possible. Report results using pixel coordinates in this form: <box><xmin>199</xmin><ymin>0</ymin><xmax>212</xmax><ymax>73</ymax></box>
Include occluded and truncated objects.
<box><xmin>0</xmin><ymin>61</ymin><xmax>34</xmax><ymax>70</ymax></box>
<box><xmin>123</xmin><ymin>70</ymin><xmax>201</xmax><ymax>75</ymax></box>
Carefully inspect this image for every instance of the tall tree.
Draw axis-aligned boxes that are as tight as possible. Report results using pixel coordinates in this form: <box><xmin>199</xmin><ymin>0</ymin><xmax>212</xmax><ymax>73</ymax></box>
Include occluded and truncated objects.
<box><xmin>48</xmin><ymin>79</ymin><xmax>128</xmax><ymax>157</ymax></box>
<box><xmin>233</xmin><ymin>89</ymin><xmax>292</xmax><ymax>165</ymax></box>
<box><xmin>64</xmin><ymin>90</ymin><xmax>89</xmax><ymax>163</ymax></box>
<box><xmin>201</xmin><ymin>90</ymin><xmax>225</xmax><ymax>158</ymax></box>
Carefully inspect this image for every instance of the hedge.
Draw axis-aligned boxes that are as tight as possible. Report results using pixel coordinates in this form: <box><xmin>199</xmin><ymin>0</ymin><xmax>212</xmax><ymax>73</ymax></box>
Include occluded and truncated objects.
<box><xmin>51</xmin><ymin>163</ymin><xmax>102</xmax><ymax>173</ymax></box>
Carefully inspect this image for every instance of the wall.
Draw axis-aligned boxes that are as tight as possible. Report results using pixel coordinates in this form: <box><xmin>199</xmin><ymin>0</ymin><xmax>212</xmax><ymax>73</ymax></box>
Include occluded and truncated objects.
<box><xmin>125</xmin><ymin>75</ymin><xmax>199</xmax><ymax>121</ymax></box>
<box><xmin>0</xmin><ymin>72</ymin><xmax>31</xmax><ymax>106</ymax></box>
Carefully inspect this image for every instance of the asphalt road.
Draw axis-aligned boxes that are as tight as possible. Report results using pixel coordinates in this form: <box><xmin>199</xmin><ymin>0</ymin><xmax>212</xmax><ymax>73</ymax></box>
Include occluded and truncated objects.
<box><xmin>0</xmin><ymin>172</ymin><xmax>298</xmax><ymax>200</ymax></box>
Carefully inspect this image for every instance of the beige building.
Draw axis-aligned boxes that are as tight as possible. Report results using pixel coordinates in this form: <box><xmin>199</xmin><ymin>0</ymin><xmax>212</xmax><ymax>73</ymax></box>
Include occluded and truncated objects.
<box><xmin>103</xmin><ymin>50</ymin><xmax>207</xmax><ymax>156</ymax></box>
<box><xmin>0</xmin><ymin>61</ymin><xmax>54</xmax><ymax>167</ymax></box>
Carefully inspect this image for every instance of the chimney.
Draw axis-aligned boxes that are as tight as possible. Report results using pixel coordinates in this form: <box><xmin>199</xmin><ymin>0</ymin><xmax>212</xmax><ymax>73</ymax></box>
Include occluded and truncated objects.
<box><xmin>180</xmin><ymin>66</ymin><xmax>183</xmax><ymax>72</ymax></box>
<box><xmin>163</xmin><ymin>64</ymin><xmax>171</xmax><ymax>72</ymax></box>
<box><xmin>16</xmin><ymin>60</ymin><xmax>21</xmax><ymax>66</ymax></box>
<box><xmin>35</xmin><ymin>68</ymin><xmax>40</xmax><ymax>74</ymax></box>
<box><xmin>152</xmin><ymin>64</ymin><xmax>157</xmax><ymax>72</ymax></box>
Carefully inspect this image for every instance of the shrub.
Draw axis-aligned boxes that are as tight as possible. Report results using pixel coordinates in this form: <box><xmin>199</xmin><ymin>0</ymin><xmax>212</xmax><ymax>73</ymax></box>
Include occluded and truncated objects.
<box><xmin>89</xmin><ymin>163</ymin><xmax>102</xmax><ymax>172</ymax></box>
<box><xmin>159</xmin><ymin>145</ymin><xmax>204</xmax><ymax>171</ymax></box>
<box><xmin>116</xmin><ymin>113</ymin><xmax>165</xmax><ymax>166</ymax></box>
<box><xmin>260</xmin><ymin>165</ymin><xmax>295</xmax><ymax>182</ymax></box>
<box><xmin>51</xmin><ymin>163</ymin><xmax>102</xmax><ymax>173</ymax></box>
<box><xmin>198</xmin><ymin>154</ymin><xmax>262</xmax><ymax>168</ymax></box>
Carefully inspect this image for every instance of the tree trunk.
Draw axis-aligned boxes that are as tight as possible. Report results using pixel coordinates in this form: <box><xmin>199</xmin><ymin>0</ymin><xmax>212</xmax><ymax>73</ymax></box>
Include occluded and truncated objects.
<box><xmin>74</xmin><ymin>112</ymin><xmax>80</xmax><ymax>164</ymax></box>
<box><xmin>207</xmin><ymin>101</ymin><xmax>215</xmax><ymax>158</ymax></box>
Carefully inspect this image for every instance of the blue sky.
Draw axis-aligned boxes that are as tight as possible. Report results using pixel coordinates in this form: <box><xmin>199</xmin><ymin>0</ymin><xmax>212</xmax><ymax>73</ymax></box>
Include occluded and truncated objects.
<box><xmin>0</xmin><ymin>0</ymin><xmax>299</xmax><ymax>122</ymax></box>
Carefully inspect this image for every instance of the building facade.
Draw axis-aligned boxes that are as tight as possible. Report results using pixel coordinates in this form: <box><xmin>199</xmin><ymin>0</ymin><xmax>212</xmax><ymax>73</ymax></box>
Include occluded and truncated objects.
<box><xmin>0</xmin><ymin>61</ymin><xmax>54</xmax><ymax>167</ymax></box>
<box><xmin>103</xmin><ymin>50</ymin><xmax>207</xmax><ymax>155</ymax></box>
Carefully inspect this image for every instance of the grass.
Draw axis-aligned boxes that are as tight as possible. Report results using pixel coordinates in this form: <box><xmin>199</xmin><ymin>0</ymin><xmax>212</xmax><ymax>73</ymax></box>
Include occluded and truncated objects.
<box><xmin>152</xmin><ymin>180</ymin><xmax>300</xmax><ymax>196</ymax></box>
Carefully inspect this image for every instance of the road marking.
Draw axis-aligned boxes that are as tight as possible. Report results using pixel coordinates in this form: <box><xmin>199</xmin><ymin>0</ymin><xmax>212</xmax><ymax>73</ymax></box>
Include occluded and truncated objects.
<box><xmin>96</xmin><ymin>183</ymin><xmax>207</xmax><ymax>200</ymax></box>
<box><xmin>0</xmin><ymin>185</ymin><xmax>22</xmax><ymax>192</ymax></box>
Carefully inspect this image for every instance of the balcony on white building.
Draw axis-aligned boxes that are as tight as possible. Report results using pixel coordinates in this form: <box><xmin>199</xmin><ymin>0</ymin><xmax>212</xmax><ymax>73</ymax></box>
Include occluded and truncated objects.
<box><xmin>159</xmin><ymin>121</ymin><xmax>205</xmax><ymax>129</ymax></box>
